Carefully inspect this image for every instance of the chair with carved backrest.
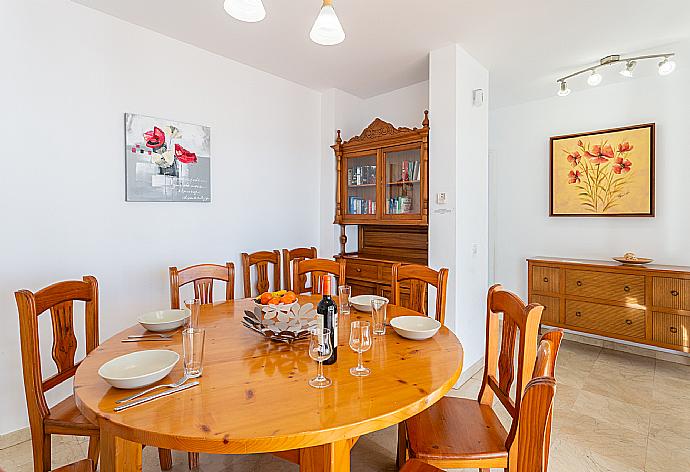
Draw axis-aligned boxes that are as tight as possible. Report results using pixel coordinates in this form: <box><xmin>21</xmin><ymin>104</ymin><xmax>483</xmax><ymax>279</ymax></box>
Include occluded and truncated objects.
<box><xmin>168</xmin><ymin>262</ymin><xmax>234</xmax><ymax>469</ymax></box>
<box><xmin>391</xmin><ymin>263</ymin><xmax>449</xmax><ymax>325</ymax></box>
<box><xmin>293</xmin><ymin>258</ymin><xmax>346</xmax><ymax>295</ymax></box>
<box><xmin>398</xmin><ymin>284</ymin><xmax>544</xmax><ymax>471</ymax></box>
<box><xmin>282</xmin><ymin>247</ymin><xmax>317</xmax><ymax>291</ymax></box>
<box><xmin>399</xmin><ymin>329</ymin><xmax>563</xmax><ymax>472</ymax></box>
<box><xmin>241</xmin><ymin>250</ymin><xmax>281</xmax><ymax>298</ymax></box>
<box><xmin>169</xmin><ymin>262</ymin><xmax>235</xmax><ymax>308</ymax></box>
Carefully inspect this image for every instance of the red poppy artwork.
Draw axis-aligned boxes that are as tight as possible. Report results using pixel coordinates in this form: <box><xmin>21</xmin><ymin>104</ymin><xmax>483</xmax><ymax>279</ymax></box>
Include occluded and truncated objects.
<box><xmin>125</xmin><ymin>113</ymin><xmax>211</xmax><ymax>202</ymax></box>
<box><xmin>550</xmin><ymin>124</ymin><xmax>654</xmax><ymax>216</ymax></box>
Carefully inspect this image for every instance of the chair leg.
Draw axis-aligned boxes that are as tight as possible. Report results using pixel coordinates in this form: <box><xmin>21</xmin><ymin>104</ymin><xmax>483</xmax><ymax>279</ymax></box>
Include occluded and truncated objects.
<box><xmin>396</xmin><ymin>422</ymin><xmax>407</xmax><ymax>470</ymax></box>
<box><xmin>41</xmin><ymin>434</ymin><xmax>52</xmax><ymax>472</ymax></box>
<box><xmin>188</xmin><ymin>452</ymin><xmax>200</xmax><ymax>469</ymax></box>
<box><xmin>87</xmin><ymin>434</ymin><xmax>100</xmax><ymax>470</ymax></box>
<box><xmin>158</xmin><ymin>448</ymin><xmax>173</xmax><ymax>471</ymax></box>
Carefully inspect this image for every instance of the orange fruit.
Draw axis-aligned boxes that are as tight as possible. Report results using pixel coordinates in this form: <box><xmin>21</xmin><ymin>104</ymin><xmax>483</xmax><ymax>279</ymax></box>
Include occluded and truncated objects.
<box><xmin>281</xmin><ymin>293</ymin><xmax>296</xmax><ymax>304</ymax></box>
<box><xmin>268</xmin><ymin>297</ymin><xmax>281</xmax><ymax>305</ymax></box>
<box><xmin>260</xmin><ymin>292</ymin><xmax>272</xmax><ymax>304</ymax></box>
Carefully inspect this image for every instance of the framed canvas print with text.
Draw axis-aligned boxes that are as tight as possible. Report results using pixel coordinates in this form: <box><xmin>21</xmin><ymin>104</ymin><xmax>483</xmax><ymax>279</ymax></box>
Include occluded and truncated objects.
<box><xmin>550</xmin><ymin>123</ymin><xmax>654</xmax><ymax>217</ymax></box>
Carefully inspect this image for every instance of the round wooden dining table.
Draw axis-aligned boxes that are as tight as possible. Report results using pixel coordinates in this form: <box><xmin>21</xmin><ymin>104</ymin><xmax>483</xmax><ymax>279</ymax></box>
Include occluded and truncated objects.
<box><xmin>74</xmin><ymin>296</ymin><xmax>464</xmax><ymax>472</ymax></box>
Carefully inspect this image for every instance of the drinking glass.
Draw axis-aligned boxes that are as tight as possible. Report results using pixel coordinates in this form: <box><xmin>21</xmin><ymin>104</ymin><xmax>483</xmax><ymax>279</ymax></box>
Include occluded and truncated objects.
<box><xmin>338</xmin><ymin>285</ymin><xmax>351</xmax><ymax>316</ymax></box>
<box><xmin>184</xmin><ymin>298</ymin><xmax>201</xmax><ymax>328</ymax></box>
<box><xmin>371</xmin><ymin>298</ymin><xmax>388</xmax><ymax>335</ymax></box>
<box><xmin>349</xmin><ymin>321</ymin><xmax>372</xmax><ymax>377</ymax></box>
<box><xmin>308</xmin><ymin>327</ymin><xmax>333</xmax><ymax>388</ymax></box>
<box><xmin>182</xmin><ymin>328</ymin><xmax>205</xmax><ymax>378</ymax></box>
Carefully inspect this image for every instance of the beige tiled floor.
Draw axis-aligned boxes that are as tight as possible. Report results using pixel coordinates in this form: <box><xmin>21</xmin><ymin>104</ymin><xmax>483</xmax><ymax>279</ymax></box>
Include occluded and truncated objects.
<box><xmin>2</xmin><ymin>339</ymin><xmax>689</xmax><ymax>471</ymax></box>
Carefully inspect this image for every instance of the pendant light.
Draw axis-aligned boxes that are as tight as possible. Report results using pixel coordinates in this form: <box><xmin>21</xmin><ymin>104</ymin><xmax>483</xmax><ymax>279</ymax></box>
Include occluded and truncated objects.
<box><xmin>658</xmin><ymin>57</ymin><xmax>676</xmax><ymax>76</ymax></box>
<box><xmin>557</xmin><ymin>81</ymin><xmax>571</xmax><ymax>97</ymax></box>
<box><xmin>619</xmin><ymin>60</ymin><xmax>636</xmax><ymax>77</ymax></box>
<box><xmin>224</xmin><ymin>0</ymin><xmax>266</xmax><ymax>23</ymax></box>
<box><xmin>587</xmin><ymin>70</ymin><xmax>602</xmax><ymax>86</ymax></box>
<box><xmin>310</xmin><ymin>0</ymin><xmax>345</xmax><ymax>46</ymax></box>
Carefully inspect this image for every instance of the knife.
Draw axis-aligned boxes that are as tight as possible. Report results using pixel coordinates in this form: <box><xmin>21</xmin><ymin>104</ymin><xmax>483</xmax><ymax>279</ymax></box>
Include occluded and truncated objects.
<box><xmin>113</xmin><ymin>381</ymin><xmax>199</xmax><ymax>412</ymax></box>
<box><xmin>121</xmin><ymin>338</ymin><xmax>170</xmax><ymax>342</ymax></box>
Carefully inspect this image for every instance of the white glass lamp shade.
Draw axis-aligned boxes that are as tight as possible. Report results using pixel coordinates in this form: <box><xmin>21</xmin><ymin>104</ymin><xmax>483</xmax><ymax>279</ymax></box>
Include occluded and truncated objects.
<box><xmin>224</xmin><ymin>0</ymin><xmax>266</xmax><ymax>22</ymax></box>
<box><xmin>620</xmin><ymin>61</ymin><xmax>636</xmax><ymax>78</ymax></box>
<box><xmin>310</xmin><ymin>1</ymin><xmax>345</xmax><ymax>46</ymax></box>
<box><xmin>557</xmin><ymin>81</ymin><xmax>571</xmax><ymax>97</ymax></box>
<box><xmin>658</xmin><ymin>58</ymin><xmax>676</xmax><ymax>76</ymax></box>
<box><xmin>587</xmin><ymin>70</ymin><xmax>602</xmax><ymax>86</ymax></box>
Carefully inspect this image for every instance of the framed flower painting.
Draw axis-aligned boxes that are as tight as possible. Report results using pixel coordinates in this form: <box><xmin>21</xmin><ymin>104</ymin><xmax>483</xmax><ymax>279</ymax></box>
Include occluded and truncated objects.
<box><xmin>550</xmin><ymin>123</ymin><xmax>654</xmax><ymax>216</ymax></box>
<box><xmin>125</xmin><ymin>113</ymin><xmax>211</xmax><ymax>202</ymax></box>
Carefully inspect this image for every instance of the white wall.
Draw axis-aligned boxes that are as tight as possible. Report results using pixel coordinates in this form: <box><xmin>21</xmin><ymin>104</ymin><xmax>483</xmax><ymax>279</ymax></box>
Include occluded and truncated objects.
<box><xmin>490</xmin><ymin>40</ymin><xmax>690</xmax><ymax>303</ymax></box>
<box><xmin>0</xmin><ymin>0</ymin><xmax>321</xmax><ymax>435</ymax></box>
<box><xmin>429</xmin><ymin>44</ymin><xmax>489</xmax><ymax>378</ymax></box>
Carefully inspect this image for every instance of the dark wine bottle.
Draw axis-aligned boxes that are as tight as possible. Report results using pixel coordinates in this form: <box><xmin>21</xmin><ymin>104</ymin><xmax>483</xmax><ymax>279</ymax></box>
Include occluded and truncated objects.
<box><xmin>318</xmin><ymin>274</ymin><xmax>338</xmax><ymax>365</ymax></box>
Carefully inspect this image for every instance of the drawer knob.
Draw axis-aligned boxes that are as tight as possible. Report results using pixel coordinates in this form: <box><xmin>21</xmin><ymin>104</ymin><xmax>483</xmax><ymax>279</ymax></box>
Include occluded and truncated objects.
<box><xmin>356</xmin><ymin>268</ymin><xmax>362</xmax><ymax>272</ymax></box>
<box><xmin>543</xmin><ymin>277</ymin><xmax>549</xmax><ymax>283</ymax></box>
<box><xmin>671</xmin><ymin>290</ymin><xmax>679</xmax><ymax>297</ymax></box>
<box><xmin>575</xmin><ymin>311</ymin><xmax>582</xmax><ymax>317</ymax></box>
<box><xmin>670</xmin><ymin>326</ymin><xmax>679</xmax><ymax>334</ymax></box>
<box><xmin>625</xmin><ymin>319</ymin><xmax>633</xmax><ymax>325</ymax></box>
<box><xmin>576</xmin><ymin>281</ymin><xmax>583</xmax><ymax>287</ymax></box>
<box><xmin>623</xmin><ymin>285</ymin><xmax>630</xmax><ymax>292</ymax></box>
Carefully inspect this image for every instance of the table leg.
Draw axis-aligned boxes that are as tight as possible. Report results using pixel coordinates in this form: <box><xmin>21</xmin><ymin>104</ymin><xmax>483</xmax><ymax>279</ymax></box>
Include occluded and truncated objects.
<box><xmin>99</xmin><ymin>422</ymin><xmax>142</xmax><ymax>472</ymax></box>
<box><xmin>299</xmin><ymin>439</ymin><xmax>351</xmax><ymax>472</ymax></box>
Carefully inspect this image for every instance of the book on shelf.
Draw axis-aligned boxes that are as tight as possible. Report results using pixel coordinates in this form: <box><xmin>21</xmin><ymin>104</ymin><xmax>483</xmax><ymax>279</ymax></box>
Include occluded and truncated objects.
<box><xmin>348</xmin><ymin>196</ymin><xmax>376</xmax><ymax>215</ymax></box>
<box><xmin>388</xmin><ymin>159</ymin><xmax>420</xmax><ymax>183</ymax></box>
<box><xmin>349</xmin><ymin>165</ymin><xmax>376</xmax><ymax>186</ymax></box>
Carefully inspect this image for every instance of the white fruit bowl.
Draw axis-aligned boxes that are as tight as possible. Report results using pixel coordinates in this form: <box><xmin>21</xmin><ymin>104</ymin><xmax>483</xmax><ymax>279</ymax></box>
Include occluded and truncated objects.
<box><xmin>98</xmin><ymin>350</ymin><xmax>180</xmax><ymax>389</ymax></box>
<box><xmin>349</xmin><ymin>295</ymin><xmax>389</xmax><ymax>313</ymax></box>
<box><xmin>137</xmin><ymin>309</ymin><xmax>190</xmax><ymax>332</ymax></box>
<box><xmin>390</xmin><ymin>316</ymin><xmax>441</xmax><ymax>340</ymax></box>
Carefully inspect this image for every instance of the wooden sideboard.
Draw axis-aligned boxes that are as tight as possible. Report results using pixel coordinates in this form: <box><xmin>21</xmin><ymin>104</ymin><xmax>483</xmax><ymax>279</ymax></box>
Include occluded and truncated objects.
<box><xmin>528</xmin><ymin>257</ymin><xmax>690</xmax><ymax>353</ymax></box>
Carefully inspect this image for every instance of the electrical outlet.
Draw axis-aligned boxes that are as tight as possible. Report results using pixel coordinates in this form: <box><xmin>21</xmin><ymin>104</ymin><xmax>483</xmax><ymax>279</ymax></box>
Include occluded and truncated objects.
<box><xmin>472</xmin><ymin>243</ymin><xmax>479</xmax><ymax>256</ymax></box>
<box><xmin>437</xmin><ymin>192</ymin><xmax>447</xmax><ymax>204</ymax></box>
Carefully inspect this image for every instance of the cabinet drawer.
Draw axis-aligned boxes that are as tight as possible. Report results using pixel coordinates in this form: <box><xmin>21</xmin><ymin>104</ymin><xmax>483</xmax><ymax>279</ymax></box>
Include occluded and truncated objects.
<box><xmin>652</xmin><ymin>277</ymin><xmax>690</xmax><ymax>311</ymax></box>
<box><xmin>378</xmin><ymin>262</ymin><xmax>395</xmax><ymax>283</ymax></box>
<box><xmin>651</xmin><ymin>312</ymin><xmax>690</xmax><ymax>349</ymax></box>
<box><xmin>565</xmin><ymin>300</ymin><xmax>645</xmax><ymax>338</ymax></box>
<box><xmin>346</xmin><ymin>260</ymin><xmax>379</xmax><ymax>282</ymax></box>
<box><xmin>531</xmin><ymin>295</ymin><xmax>560</xmax><ymax>324</ymax></box>
<box><xmin>565</xmin><ymin>269</ymin><xmax>644</xmax><ymax>303</ymax></box>
<box><xmin>532</xmin><ymin>266</ymin><xmax>560</xmax><ymax>293</ymax></box>
<box><xmin>350</xmin><ymin>281</ymin><xmax>378</xmax><ymax>297</ymax></box>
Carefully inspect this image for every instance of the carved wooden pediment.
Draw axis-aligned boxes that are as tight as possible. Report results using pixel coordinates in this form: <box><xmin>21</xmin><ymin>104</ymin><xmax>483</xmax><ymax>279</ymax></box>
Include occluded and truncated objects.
<box><xmin>343</xmin><ymin>118</ymin><xmax>416</xmax><ymax>145</ymax></box>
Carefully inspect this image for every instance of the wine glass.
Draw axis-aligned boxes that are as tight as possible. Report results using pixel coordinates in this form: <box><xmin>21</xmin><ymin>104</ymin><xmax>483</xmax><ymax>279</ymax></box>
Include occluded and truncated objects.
<box><xmin>349</xmin><ymin>321</ymin><xmax>372</xmax><ymax>377</ymax></box>
<box><xmin>308</xmin><ymin>327</ymin><xmax>333</xmax><ymax>388</ymax></box>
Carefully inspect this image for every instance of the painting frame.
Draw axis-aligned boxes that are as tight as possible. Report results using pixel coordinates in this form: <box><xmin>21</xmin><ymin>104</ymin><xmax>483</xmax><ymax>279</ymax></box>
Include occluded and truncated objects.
<box><xmin>549</xmin><ymin>123</ymin><xmax>655</xmax><ymax>217</ymax></box>
<box><xmin>124</xmin><ymin>113</ymin><xmax>211</xmax><ymax>203</ymax></box>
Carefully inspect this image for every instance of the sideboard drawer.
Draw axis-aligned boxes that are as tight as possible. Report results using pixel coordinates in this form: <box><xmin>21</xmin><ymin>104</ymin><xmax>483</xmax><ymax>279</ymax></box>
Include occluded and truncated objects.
<box><xmin>565</xmin><ymin>269</ymin><xmax>644</xmax><ymax>303</ymax></box>
<box><xmin>565</xmin><ymin>300</ymin><xmax>645</xmax><ymax>338</ymax></box>
<box><xmin>346</xmin><ymin>260</ymin><xmax>379</xmax><ymax>282</ymax></box>
<box><xmin>652</xmin><ymin>277</ymin><xmax>690</xmax><ymax>311</ymax></box>
<box><xmin>532</xmin><ymin>266</ymin><xmax>560</xmax><ymax>293</ymax></box>
<box><xmin>651</xmin><ymin>311</ymin><xmax>690</xmax><ymax>349</ymax></box>
<box><xmin>531</xmin><ymin>295</ymin><xmax>560</xmax><ymax>324</ymax></box>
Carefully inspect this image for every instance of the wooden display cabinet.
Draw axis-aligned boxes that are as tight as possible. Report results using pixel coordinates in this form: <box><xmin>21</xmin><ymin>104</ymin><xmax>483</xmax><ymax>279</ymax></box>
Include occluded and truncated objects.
<box><xmin>332</xmin><ymin>112</ymin><xmax>430</xmax><ymax>312</ymax></box>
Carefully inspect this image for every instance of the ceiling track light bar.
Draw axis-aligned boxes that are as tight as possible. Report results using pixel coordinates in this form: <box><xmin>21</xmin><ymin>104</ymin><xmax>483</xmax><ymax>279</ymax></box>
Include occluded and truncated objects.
<box><xmin>557</xmin><ymin>52</ymin><xmax>675</xmax><ymax>83</ymax></box>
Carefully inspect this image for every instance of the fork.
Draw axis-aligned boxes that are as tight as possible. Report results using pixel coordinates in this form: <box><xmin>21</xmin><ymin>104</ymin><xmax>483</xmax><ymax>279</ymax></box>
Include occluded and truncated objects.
<box><xmin>115</xmin><ymin>375</ymin><xmax>189</xmax><ymax>404</ymax></box>
<box><xmin>127</xmin><ymin>333</ymin><xmax>173</xmax><ymax>339</ymax></box>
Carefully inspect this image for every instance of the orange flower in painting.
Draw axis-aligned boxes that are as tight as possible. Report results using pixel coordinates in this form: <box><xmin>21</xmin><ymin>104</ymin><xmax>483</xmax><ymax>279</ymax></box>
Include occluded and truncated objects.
<box><xmin>566</xmin><ymin>150</ymin><xmax>581</xmax><ymax>167</ymax></box>
<box><xmin>618</xmin><ymin>142</ymin><xmax>633</xmax><ymax>153</ymax></box>
<box><xmin>586</xmin><ymin>144</ymin><xmax>615</xmax><ymax>164</ymax></box>
<box><xmin>568</xmin><ymin>170</ymin><xmax>581</xmax><ymax>184</ymax></box>
<box><xmin>612</xmin><ymin>157</ymin><xmax>632</xmax><ymax>174</ymax></box>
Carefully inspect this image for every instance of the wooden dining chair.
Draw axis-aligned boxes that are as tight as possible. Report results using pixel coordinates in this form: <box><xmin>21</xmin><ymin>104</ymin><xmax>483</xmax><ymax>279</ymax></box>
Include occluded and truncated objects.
<box><xmin>293</xmin><ymin>258</ymin><xmax>346</xmax><ymax>295</ymax></box>
<box><xmin>53</xmin><ymin>460</ymin><xmax>93</xmax><ymax>472</ymax></box>
<box><xmin>399</xmin><ymin>330</ymin><xmax>563</xmax><ymax>472</ymax></box>
<box><xmin>241</xmin><ymin>250</ymin><xmax>281</xmax><ymax>298</ymax></box>
<box><xmin>282</xmin><ymin>247</ymin><xmax>317</xmax><ymax>291</ymax></box>
<box><xmin>398</xmin><ymin>284</ymin><xmax>544</xmax><ymax>471</ymax></box>
<box><xmin>169</xmin><ymin>262</ymin><xmax>234</xmax><ymax>469</ymax></box>
<box><xmin>15</xmin><ymin>277</ymin><xmax>173</xmax><ymax>472</ymax></box>
<box><xmin>169</xmin><ymin>262</ymin><xmax>235</xmax><ymax>308</ymax></box>
<box><xmin>391</xmin><ymin>263</ymin><xmax>449</xmax><ymax>325</ymax></box>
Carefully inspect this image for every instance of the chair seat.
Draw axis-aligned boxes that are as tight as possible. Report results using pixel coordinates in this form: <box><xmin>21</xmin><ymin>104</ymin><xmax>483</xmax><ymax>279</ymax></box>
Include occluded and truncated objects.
<box><xmin>406</xmin><ymin>396</ymin><xmax>508</xmax><ymax>464</ymax></box>
<box><xmin>399</xmin><ymin>459</ymin><xmax>442</xmax><ymax>472</ymax></box>
<box><xmin>44</xmin><ymin>395</ymin><xmax>98</xmax><ymax>435</ymax></box>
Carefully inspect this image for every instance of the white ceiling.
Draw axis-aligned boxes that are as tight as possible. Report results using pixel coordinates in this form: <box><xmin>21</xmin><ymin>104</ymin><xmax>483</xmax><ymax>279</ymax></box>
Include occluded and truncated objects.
<box><xmin>73</xmin><ymin>0</ymin><xmax>690</xmax><ymax>107</ymax></box>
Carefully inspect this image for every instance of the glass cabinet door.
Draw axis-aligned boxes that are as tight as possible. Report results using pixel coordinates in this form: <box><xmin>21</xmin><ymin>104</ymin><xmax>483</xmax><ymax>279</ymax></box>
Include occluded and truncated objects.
<box><xmin>384</xmin><ymin>147</ymin><xmax>422</xmax><ymax>217</ymax></box>
<box><xmin>344</xmin><ymin>153</ymin><xmax>378</xmax><ymax>217</ymax></box>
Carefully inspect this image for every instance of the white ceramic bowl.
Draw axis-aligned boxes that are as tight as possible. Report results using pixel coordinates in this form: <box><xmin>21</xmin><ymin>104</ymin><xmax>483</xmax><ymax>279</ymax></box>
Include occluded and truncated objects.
<box><xmin>390</xmin><ymin>316</ymin><xmax>441</xmax><ymax>340</ymax></box>
<box><xmin>350</xmin><ymin>295</ymin><xmax>389</xmax><ymax>313</ymax></box>
<box><xmin>98</xmin><ymin>350</ymin><xmax>180</xmax><ymax>389</ymax></box>
<box><xmin>137</xmin><ymin>309</ymin><xmax>190</xmax><ymax>332</ymax></box>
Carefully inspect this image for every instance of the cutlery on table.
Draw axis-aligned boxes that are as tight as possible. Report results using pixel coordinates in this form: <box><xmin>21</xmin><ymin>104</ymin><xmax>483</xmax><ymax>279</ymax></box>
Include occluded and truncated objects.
<box><xmin>121</xmin><ymin>337</ymin><xmax>171</xmax><ymax>342</ymax></box>
<box><xmin>116</xmin><ymin>375</ymin><xmax>190</xmax><ymax>404</ymax></box>
<box><xmin>127</xmin><ymin>334</ymin><xmax>173</xmax><ymax>339</ymax></box>
<box><xmin>113</xmin><ymin>381</ymin><xmax>199</xmax><ymax>412</ymax></box>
